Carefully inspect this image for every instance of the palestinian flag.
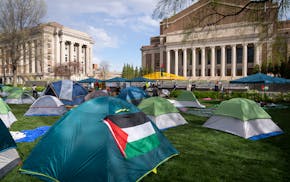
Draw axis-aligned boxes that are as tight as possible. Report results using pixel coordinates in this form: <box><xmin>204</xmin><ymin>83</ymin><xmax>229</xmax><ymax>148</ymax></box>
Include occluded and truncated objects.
<box><xmin>104</xmin><ymin>112</ymin><xmax>160</xmax><ymax>159</ymax></box>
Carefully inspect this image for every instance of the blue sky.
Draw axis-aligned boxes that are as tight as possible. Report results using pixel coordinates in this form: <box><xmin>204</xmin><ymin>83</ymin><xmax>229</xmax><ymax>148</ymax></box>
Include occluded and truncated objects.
<box><xmin>44</xmin><ymin>0</ymin><xmax>160</xmax><ymax>72</ymax></box>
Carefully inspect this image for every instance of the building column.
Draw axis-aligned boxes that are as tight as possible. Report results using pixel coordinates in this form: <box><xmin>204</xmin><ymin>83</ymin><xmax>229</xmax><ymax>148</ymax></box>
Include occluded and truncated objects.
<box><xmin>31</xmin><ymin>41</ymin><xmax>35</xmax><ymax>74</ymax></box>
<box><xmin>42</xmin><ymin>35</ymin><xmax>48</xmax><ymax>75</ymax></box>
<box><xmin>69</xmin><ymin>42</ymin><xmax>73</xmax><ymax>63</ymax></box>
<box><xmin>36</xmin><ymin>40</ymin><xmax>41</xmax><ymax>74</ymax></box>
<box><xmin>60</xmin><ymin>41</ymin><xmax>64</xmax><ymax>65</ymax></box>
<box><xmin>78</xmin><ymin>44</ymin><xmax>82</xmax><ymax>74</ymax></box>
<box><xmin>20</xmin><ymin>44</ymin><xmax>24</xmax><ymax>74</ymax></box>
<box><xmin>183</xmin><ymin>48</ymin><xmax>187</xmax><ymax>77</ymax></box>
<box><xmin>160</xmin><ymin>49</ymin><xmax>164</xmax><ymax>71</ymax></box>
<box><xmin>85</xmin><ymin>46</ymin><xmax>88</xmax><ymax>75</ymax></box>
<box><xmin>243</xmin><ymin>43</ymin><xmax>248</xmax><ymax>76</ymax></box>
<box><xmin>192</xmin><ymin>48</ymin><xmax>196</xmax><ymax>77</ymax></box>
<box><xmin>221</xmin><ymin>45</ymin><xmax>226</xmax><ymax>77</ymax></box>
<box><xmin>174</xmin><ymin>49</ymin><xmax>178</xmax><ymax>75</ymax></box>
<box><xmin>25</xmin><ymin>43</ymin><xmax>29</xmax><ymax>73</ymax></box>
<box><xmin>151</xmin><ymin>53</ymin><xmax>155</xmax><ymax>72</ymax></box>
<box><xmin>231</xmin><ymin>45</ymin><xmax>237</xmax><ymax>77</ymax></box>
<box><xmin>201</xmin><ymin>47</ymin><xmax>205</xmax><ymax>77</ymax></box>
<box><xmin>55</xmin><ymin>33</ymin><xmax>60</xmax><ymax>66</ymax></box>
<box><xmin>254</xmin><ymin>43</ymin><xmax>261</xmax><ymax>66</ymax></box>
<box><xmin>166</xmin><ymin>50</ymin><xmax>170</xmax><ymax>73</ymax></box>
<box><xmin>89</xmin><ymin>46</ymin><xmax>93</xmax><ymax>75</ymax></box>
<box><xmin>210</xmin><ymin>46</ymin><xmax>215</xmax><ymax>77</ymax></box>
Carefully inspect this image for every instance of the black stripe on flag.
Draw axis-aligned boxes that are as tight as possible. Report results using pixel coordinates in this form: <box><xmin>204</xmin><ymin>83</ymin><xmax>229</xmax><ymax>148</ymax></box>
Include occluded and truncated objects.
<box><xmin>105</xmin><ymin>112</ymin><xmax>148</xmax><ymax>128</ymax></box>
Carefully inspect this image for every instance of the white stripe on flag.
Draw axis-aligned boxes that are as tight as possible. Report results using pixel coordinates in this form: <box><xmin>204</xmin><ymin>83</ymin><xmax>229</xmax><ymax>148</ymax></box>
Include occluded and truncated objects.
<box><xmin>122</xmin><ymin>122</ymin><xmax>156</xmax><ymax>143</ymax></box>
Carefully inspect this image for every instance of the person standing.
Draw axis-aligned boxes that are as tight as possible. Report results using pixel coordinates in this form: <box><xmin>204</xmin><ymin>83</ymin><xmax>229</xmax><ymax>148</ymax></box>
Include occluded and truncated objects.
<box><xmin>32</xmin><ymin>84</ymin><xmax>37</xmax><ymax>98</ymax></box>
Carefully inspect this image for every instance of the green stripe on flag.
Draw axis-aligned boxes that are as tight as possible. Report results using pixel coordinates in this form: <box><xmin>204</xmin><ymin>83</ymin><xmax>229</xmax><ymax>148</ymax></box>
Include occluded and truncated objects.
<box><xmin>125</xmin><ymin>134</ymin><xmax>159</xmax><ymax>159</ymax></box>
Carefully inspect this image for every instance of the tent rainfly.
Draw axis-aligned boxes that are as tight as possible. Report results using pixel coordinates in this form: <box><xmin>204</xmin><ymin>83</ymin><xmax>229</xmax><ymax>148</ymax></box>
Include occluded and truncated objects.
<box><xmin>138</xmin><ymin>97</ymin><xmax>188</xmax><ymax>130</ymax></box>
<box><xmin>0</xmin><ymin>120</ymin><xmax>21</xmax><ymax>179</ymax></box>
<box><xmin>84</xmin><ymin>90</ymin><xmax>108</xmax><ymax>101</ymax></box>
<box><xmin>20</xmin><ymin>96</ymin><xmax>178</xmax><ymax>182</ymax></box>
<box><xmin>168</xmin><ymin>90</ymin><xmax>205</xmax><ymax>108</ymax></box>
<box><xmin>44</xmin><ymin>80</ymin><xmax>88</xmax><ymax>106</ymax></box>
<box><xmin>24</xmin><ymin>95</ymin><xmax>67</xmax><ymax>116</ymax></box>
<box><xmin>203</xmin><ymin>98</ymin><xmax>283</xmax><ymax>140</ymax></box>
<box><xmin>118</xmin><ymin>86</ymin><xmax>149</xmax><ymax>105</ymax></box>
<box><xmin>0</xmin><ymin>98</ymin><xmax>17</xmax><ymax>128</ymax></box>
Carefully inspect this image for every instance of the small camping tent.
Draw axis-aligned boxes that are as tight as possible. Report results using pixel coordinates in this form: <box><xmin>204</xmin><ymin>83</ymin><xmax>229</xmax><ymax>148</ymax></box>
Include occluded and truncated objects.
<box><xmin>5</xmin><ymin>89</ymin><xmax>35</xmax><ymax>104</ymax></box>
<box><xmin>20</xmin><ymin>96</ymin><xmax>178</xmax><ymax>182</ymax></box>
<box><xmin>84</xmin><ymin>90</ymin><xmax>108</xmax><ymax>101</ymax></box>
<box><xmin>44</xmin><ymin>80</ymin><xmax>88</xmax><ymax>106</ymax></box>
<box><xmin>0</xmin><ymin>98</ymin><xmax>17</xmax><ymax>128</ymax></box>
<box><xmin>138</xmin><ymin>97</ymin><xmax>187</xmax><ymax>130</ymax></box>
<box><xmin>118</xmin><ymin>86</ymin><xmax>149</xmax><ymax>105</ymax></box>
<box><xmin>0</xmin><ymin>120</ymin><xmax>21</xmax><ymax>179</ymax></box>
<box><xmin>24</xmin><ymin>95</ymin><xmax>67</xmax><ymax>116</ymax></box>
<box><xmin>203</xmin><ymin>98</ymin><xmax>283</xmax><ymax>140</ymax></box>
<box><xmin>168</xmin><ymin>90</ymin><xmax>205</xmax><ymax>108</ymax></box>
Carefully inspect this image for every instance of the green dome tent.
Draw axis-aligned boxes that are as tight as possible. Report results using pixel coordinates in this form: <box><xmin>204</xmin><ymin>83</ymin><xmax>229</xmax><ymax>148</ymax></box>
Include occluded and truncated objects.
<box><xmin>0</xmin><ymin>120</ymin><xmax>21</xmax><ymax>179</ymax></box>
<box><xmin>203</xmin><ymin>98</ymin><xmax>283</xmax><ymax>140</ymax></box>
<box><xmin>5</xmin><ymin>89</ymin><xmax>35</xmax><ymax>104</ymax></box>
<box><xmin>138</xmin><ymin>97</ymin><xmax>187</xmax><ymax>130</ymax></box>
<box><xmin>168</xmin><ymin>90</ymin><xmax>205</xmax><ymax>108</ymax></box>
<box><xmin>20</xmin><ymin>96</ymin><xmax>178</xmax><ymax>182</ymax></box>
<box><xmin>0</xmin><ymin>98</ymin><xmax>17</xmax><ymax>128</ymax></box>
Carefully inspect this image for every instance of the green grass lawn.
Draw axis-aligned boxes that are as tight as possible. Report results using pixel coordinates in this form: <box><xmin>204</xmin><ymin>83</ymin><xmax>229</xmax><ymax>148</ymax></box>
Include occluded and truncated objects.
<box><xmin>2</xmin><ymin>102</ymin><xmax>290</xmax><ymax>182</ymax></box>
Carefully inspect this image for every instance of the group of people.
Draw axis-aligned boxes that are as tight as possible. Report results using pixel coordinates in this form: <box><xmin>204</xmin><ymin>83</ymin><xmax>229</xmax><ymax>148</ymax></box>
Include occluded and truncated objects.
<box><xmin>143</xmin><ymin>82</ymin><xmax>159</xmax><ymax>97</ymax></box>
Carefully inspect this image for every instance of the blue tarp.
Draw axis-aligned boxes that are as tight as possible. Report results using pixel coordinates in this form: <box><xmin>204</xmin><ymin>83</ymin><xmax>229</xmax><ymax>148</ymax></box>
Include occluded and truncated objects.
<box><xmin>104</xmin><ymin>77</ymin><xmax>129</xmax><ymax>82</ymax></box>
<box><xmin>78</xmin><ymin>78</ymin><xmax>103</xmax><ymax>83</ymax></box>
<box><xmin>129</xmin><ymin>77</ymin><xmax>155</xmax><ymax>82</ymax></box>
<box><xmin>16</xmin><ymin>126</ymin><xmax>51</xmax><ymax>143</ymax></box>
<box><xmin>230</xmin><ymin>73</ymin><xmax>290</xmax><ymax>84</ymax></box>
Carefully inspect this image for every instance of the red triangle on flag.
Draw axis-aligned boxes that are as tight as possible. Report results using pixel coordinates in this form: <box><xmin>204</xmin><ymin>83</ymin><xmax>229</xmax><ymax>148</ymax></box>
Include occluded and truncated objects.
<box><xmin>104</xmin><ymin>118</ymin><xmax>128</xmax><ymax>157</ymax></box>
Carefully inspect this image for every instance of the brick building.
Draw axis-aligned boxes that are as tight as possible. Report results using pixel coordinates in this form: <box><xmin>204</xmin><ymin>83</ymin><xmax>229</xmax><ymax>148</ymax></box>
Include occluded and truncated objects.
<box><xmin>141</xmin><ymin>0</ymin><xmax>290</xmax><ymax>81</ymax></box>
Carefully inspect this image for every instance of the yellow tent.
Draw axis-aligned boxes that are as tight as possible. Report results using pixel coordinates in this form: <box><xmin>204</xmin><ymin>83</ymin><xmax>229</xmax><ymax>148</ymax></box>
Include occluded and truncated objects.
<box><xmin>143</xmin><ymin>72</ymin><xmax>187</xmax><ymax>80</ymax></box>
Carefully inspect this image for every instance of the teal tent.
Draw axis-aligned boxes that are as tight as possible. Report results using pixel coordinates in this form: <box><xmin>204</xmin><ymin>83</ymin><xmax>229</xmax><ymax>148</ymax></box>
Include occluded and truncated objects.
<box><xmin>20</xmin><ymin>96</ymin><xmax>178</xmax><ymax>182</ymax></box>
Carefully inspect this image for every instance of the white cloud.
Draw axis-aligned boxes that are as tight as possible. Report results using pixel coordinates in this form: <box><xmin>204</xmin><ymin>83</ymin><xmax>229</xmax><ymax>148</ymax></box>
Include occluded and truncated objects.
<box><xmin>138</xmin><ymin>15</ymin><xmax>159</xmax><ymax>27</ymax></box>
<box><xmin>87</xmin><ymin>26</ymin><xmax>118</xmax><ymax>49</ymax></box>
<box><xmin>45</xmin><ymin>0</ymin><xmax>158</xmax><ymax>18</ymax></box>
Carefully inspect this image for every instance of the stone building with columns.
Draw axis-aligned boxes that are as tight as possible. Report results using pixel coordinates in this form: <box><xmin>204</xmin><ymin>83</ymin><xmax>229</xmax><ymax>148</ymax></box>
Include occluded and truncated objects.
<box><xmin>0</xmin><ymin>22</ymin><xmax>94</xmax><ymax>84</ymax></box>
<box><xmin>141</xmin><ymin>0</ymin><xmax>290</xmax><ymax>81</ymax></box>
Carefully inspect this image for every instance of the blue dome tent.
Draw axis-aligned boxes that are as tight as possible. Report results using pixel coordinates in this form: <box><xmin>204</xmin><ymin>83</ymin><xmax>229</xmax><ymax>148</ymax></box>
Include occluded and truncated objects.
<box><xmin>44</xmin><ymin>80</ymin><xmax>88</xmax><ymax>106</ymax></box>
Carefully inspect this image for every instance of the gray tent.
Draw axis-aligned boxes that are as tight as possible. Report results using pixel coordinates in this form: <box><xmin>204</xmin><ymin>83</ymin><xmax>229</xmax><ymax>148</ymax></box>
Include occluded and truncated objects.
<box><xmin>24</xmin><ymin>95</ymin><xmax>67</xmax><ymax>116</ymax></box>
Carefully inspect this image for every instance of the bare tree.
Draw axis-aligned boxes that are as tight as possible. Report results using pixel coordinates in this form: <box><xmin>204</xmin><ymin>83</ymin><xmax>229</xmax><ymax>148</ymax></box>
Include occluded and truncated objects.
<box><xmin>54</xmin><ymin>62</ymin><xmax>82</xmax><ymax>79</ymax></box>
<box><xmin>153</xmin><ymin>0</ymin><xmax>195</xmax><ymax>19</ymax></box>
<box><xmin>97</xmin><ymin>61</ymin><xmax>110</xmax><ymax>80</ymax></box>
<box><xmin>0</xmin><ymin>0</ymin><xmax>46</xmax><ymax>86</ymax></box>
<box><xmin>153</xmin><ymin>0</ymin><xmax>289</xmax><ymax>21</ymax></box>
